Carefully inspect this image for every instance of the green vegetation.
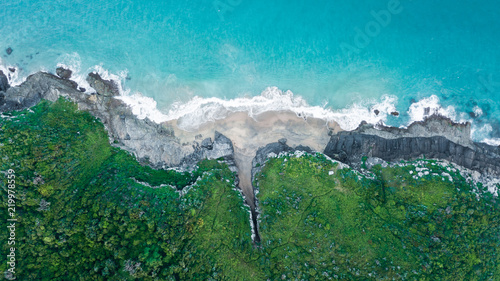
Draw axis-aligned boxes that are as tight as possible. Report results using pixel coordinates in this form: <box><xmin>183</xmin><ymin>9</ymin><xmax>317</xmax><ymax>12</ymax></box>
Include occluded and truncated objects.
<box><xmin>0</xmin><ymin>99</ymin><xmax>259</xmax><ymax>280</ymax></box>
<box><xmin>255</xmin><ymin>154</ymin><xmax>500</xmax><ymax>280</ymax></box>
<box><xmin>1</xmin><ymin>98</ymin><xmax>499</xmax><ymax>280</ymax></box>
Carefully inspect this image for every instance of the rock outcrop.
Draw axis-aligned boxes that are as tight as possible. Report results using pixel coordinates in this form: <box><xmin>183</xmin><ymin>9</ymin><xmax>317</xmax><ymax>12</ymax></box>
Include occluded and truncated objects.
<box><xmin>324</xmin><ymin>116</ymin><xmax>500</xmax><ymax>176</ymax></box>
<box><xmin>86</xmin><ymin>72</ymin><xmax>120</xmax><ymax>97</ymax></box>
<box><xmin>354</xmin><ymin>116</ymin><xmax>473</xmax><ymax>148</ymax></box>
<box><xmin>180</xmin><ymin>132</ymin><xmax>237</xmax><ymax>173</ymax></box>
<box><xmin>56</xmin><ymin>67</ymin><xmax>73</xmax><ymax>79</ymax></box>
<box><xmin>0</xmin><ymin>72</ymin><xmax>78</xmax><ymax>112</ymax></box>
<box><xmin>0</xmin><ymin>71</ymin><xmax>235</xmax><ymax>171</ymax></box>
<box><xmin>251</xmin><ymin>138</ymin><xmax>313</xmax><ymax>181</ymax></box>
<box><xmin>0</xmin><ymin>70</ymin><xmax>9</xmax><ymax>92</ymax></box>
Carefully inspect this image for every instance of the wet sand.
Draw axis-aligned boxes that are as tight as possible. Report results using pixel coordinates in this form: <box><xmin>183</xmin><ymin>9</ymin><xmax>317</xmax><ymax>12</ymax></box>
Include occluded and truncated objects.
<box><xmin>166</xmin><ymin>111</ymin><xmax>343</xmax><ymax>207</ymax></box>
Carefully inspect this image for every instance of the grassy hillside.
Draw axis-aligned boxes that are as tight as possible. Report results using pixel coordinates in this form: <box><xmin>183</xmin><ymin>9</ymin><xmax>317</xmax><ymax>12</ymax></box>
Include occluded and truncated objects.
<box><xmin>255</xmin><ymin>153</ymin><xmax>500</xmax><ymax>280</ymax></box>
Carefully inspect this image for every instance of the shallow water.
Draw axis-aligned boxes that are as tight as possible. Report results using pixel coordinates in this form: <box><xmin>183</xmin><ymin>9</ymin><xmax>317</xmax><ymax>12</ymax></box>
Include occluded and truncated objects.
<box><xmin>1</xmin><ymin>0</ymin><xmax>499</xmax><ymax>142</ymax></box>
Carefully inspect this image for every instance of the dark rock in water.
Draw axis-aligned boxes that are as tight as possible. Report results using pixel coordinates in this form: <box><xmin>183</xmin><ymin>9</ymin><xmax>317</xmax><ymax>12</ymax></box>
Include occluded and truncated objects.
<box><xmin>0</xmin><ymin>71</ymin><xmax>9</xmax><ymax>92</ymax></box>
<box><xmin>374</xmin><ymin>109</ymin><xmax>380</xmax><ymax>115</ymax></box>
<box><xmin>78</xmin><ymin>87</ymin><xmax>86</xmax><ymax>92</ymax></box>
<box><xmin>390</xmin><ymin>111</ymin><xmax>400</xmax><ymax>117</ymax></box>
<box><xmin>8</xmin><ymin>68</ymin><xmax>15</xmax><ymax>73</ymax></box>
<box><xmin>424</xmin><ymin>107</ymin><xmax>430</xmax><ymax>116</ymax></box>
<box><xmin>410</xmin><ymin>98</ymin><xmax>416</xmax><ymax>104</ymax></box>
<box><xmin>6</xmin><ymin>47</ymin><xmax>12</xmax><ymax>55</ymax></box>
<box><xmin>86</xmin><ymin>72</ymin><xmax>120</xmax><ymax>97</ymax></box>
<box><xmin>56</xmin><ymin>67</ymin><xmax>72</xmax><ymax>79</ymax></box>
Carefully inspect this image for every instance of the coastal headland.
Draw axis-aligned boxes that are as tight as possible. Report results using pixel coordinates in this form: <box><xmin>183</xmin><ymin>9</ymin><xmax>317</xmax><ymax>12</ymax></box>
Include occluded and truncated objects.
<box><xmin>1</xmin><ymin>68</ymin><xmax>499</xmax><ymax>235</ymax></box>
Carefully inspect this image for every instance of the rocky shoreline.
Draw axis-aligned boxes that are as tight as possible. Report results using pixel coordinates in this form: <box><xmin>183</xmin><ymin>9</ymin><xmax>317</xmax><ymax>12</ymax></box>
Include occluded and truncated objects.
<box><xmin>0</xmin><ymin>70</ymin><xmax>236</xmax><ymax>170</ymax></box>
<box><xmin>1</xmin><ymin>69</ymin><xmax>499</xmax><ymax>244</ymax></box>
<box><xmin>324</xmin><ymin>117</ymin><xmax>500</xmax><ymax>177</ymax></box>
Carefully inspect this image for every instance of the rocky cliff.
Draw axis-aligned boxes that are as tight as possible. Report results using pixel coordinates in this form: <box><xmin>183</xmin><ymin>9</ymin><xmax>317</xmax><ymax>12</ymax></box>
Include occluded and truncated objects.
<box><xmin>324</xmin><ymin>116</ymin><xmax>500</xmax><ymax>176</ymax></box>
<box><xmin>0</xmin><ymin>70</ymin><xmax>235</xmax><ymax>171</ymax></box>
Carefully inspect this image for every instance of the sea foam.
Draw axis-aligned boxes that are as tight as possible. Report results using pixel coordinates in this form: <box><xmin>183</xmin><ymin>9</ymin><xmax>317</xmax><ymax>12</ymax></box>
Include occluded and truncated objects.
<box><xmin>407</xmin><ymin>95</ymin><xmax>458</xmax><ymax>124</ymax></box>
<box><xmin>56</xmin><ymin>52</ymin><xmax>130</xmax><ymax>96</ymax></box>
<box><xmin>116</xmin><ymin>86</ymin><xmax>400</xmax><ymax>132</ymax></box>
<box><xmin>0</xmin><ymin>58</ymin><xmax>21</xmax><ymax>86</ymax></box>
<box><xmin>116</xmin><ymin>85</ymin><xmax>500</xmax><ymax>145</ymax></box>
<box><xmin>4</xmin><ymin>54</ymin><xmax>500</xmax><ymax>145</ymax></box>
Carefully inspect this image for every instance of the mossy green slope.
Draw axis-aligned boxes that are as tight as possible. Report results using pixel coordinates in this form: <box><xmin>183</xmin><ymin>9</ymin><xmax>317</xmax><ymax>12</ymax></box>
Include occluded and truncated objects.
<box><xmin>255</xmin><ymin>153</ymin><xmax>500</xmax><ymax>280</ymax></box>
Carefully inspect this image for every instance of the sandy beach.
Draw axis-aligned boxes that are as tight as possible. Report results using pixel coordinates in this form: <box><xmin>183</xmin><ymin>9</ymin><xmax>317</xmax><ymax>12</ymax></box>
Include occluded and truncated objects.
<box><xmin>165</xmin><ymin>110</ymin><xmax>343</xmax><ymax>207</ymax></box>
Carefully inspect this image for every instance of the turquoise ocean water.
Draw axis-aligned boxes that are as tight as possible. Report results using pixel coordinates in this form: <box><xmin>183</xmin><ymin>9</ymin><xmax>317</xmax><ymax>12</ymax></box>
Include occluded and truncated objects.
<box><xmin>1</xmin><ymin>0</ymin><xmax>499</xmax><ymax>142</ymax></box>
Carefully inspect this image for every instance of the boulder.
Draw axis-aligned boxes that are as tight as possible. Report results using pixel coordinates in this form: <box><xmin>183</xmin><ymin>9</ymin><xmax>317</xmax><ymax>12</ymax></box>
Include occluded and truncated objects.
<box><xmin>86</xmin><ymin>72</ymin><xmax>120</xmax><ymax>97</ymax></box>
<box><xmin>201</xmin><ymin>137</ymin><xmax>213</xmax><ymax>150</ymax></box>
<box><xmin>0</xmin><ymin>70</ymin><xmax>9</xmax><ymax>92</ymax></box>
<box><xmin>56</xmin><ymin>67</ymin><xmax>73</xmax><ymax>79</ymax></box>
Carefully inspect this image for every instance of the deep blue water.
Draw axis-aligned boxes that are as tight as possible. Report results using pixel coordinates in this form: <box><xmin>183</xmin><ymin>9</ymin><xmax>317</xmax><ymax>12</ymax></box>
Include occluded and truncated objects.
<box><xmin>1</xmin><ymin>0</ymin><xmax>499</xmax><ymax>141</ymax></box>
